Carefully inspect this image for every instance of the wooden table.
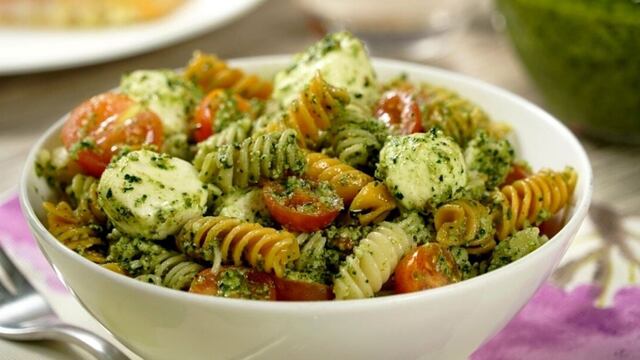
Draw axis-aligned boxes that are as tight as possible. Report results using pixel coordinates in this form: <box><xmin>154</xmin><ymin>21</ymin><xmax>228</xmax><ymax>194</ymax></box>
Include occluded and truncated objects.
<box><xmin>1</xmin><ymin>0</ymin><xmax>639</xmax><ymax>214</ymax></box>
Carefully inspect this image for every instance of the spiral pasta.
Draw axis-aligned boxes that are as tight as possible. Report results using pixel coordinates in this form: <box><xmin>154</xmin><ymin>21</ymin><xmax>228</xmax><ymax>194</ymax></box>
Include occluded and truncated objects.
<box><xmin>295</xmin><ymin>232</ymin><xmax>327</xmax><ymax>272</ymax></box>
<box><xmin>419</xmin><ymin>85</ymin><xmax>494</xmax><ymax>146</ymax></box>
<box><xmin>305</xmin><ymin>152</ymin><xmax>372</xmax><ymax>204</ymax></box>
<box><xmin>184</xmin><ymin>51</ymin><xmax>273</xmax><ymax>100</ymax></box>
<box><xmin>349</xmin><ymin>182</ymin><xmax>397</xmax><ymax>225</ymax></box>
<box><xmin>494</xmin><ymin>168</ymin><xmax>578</xmax><ymax>241</ymax></box>
<box><xmin>327</xmin><ymin>105</ymin><xmax>389</xmax><ymax>169</ymax></box>
<box><xmin>434</xmin><ymin>199</ymin><xmax>496</xmax><ymax>255</ymax></box>
<box><xmin>65</xmin><ymin>174</ymin><xmax>106</xmax><ymax>224</ymax></box>
<box><xmin>134</xmin><ymin>252</ymin><xmax>203</xmax><ymax>290</ymax></box>
<box><xmin>177</xmin><ymin>216</ymin><xmax>300</xmax><ymax>277</ymax></box>
<box><xmin>192</xmin><ymin>117</ymin><xmax>253</xmax><ymax>169</ymax></box>
<box><xmin>283</xmin><ymin>72</ymin><xmax>350</xmax><ymax>145</ymax></box>
<box><xmin>195</xmin><ymin>129</ymin><xmax>307</xmax><ymax>192</ymax></box>
<box><xmin>333</xmin><ymin>221</ymin><xmax>413</xmax><ymax>299</ymax></box>
<box><xmin>43</xmin><ymin>201</ymin><xmax>106</xmax><ymax>263</ymax></box>
<box><xmin>108</xmin><ymin>236</ymin><xmax>203</xmax><ymax>290</ymax></box>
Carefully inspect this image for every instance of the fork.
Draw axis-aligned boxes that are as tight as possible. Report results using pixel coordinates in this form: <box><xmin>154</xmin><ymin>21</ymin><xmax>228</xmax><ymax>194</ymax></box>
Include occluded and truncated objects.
<box><xmin>0</xmin><ymin>244</ymin><xmax>129</xmax><ymax>360</ymax></box>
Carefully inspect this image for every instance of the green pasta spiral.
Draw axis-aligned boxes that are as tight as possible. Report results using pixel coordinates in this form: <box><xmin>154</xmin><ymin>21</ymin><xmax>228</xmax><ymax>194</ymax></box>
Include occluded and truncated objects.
<box><xmin>134</xmin><ymin>253</ymin><xmax>203</xmax><ymax>290</ymax></box>
<box><xmin>65</xmin><ymin>173</ymin><xmax>106</xmax><ymax>224</ymax></box>
<box><xmin>108</xmin><ymin>236</ymin><xmax>203</xmax><ymax>290</ymax></box>
<box><xmin>326</xmin><ymin>105</ymin><xmax>388</xmax><ymax>170</ymax></box>
<box><xmin>193</xmin><ymin>117</ymin><xmax>253</xmax><ymax>169</ymax></box>
<box><xmin>195</xmin><ymin>129</ymin><xmax>307</xmax><ymax>192</ymax></box>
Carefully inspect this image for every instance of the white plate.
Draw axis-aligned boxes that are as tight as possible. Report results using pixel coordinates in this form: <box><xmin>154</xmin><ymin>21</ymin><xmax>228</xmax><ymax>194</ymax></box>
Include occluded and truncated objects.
<box><xmin>0</xmin><ymin>0</ymin><xmax>264</xmax><ymax>75</ymax></box>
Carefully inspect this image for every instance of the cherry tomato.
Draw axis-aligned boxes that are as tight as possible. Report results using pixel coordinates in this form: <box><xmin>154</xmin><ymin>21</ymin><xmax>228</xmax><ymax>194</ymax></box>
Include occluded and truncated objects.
<box><xmin>274</xmin><ymin>277</ymin><xmax>334</xmax><ymax>301</ymax></box>
<box><xmin>375</xmin><ymin>89</ymin><xmax>423</xmax><ymax>135</ymax></box>
<box><xmin>189</xmin><ymin>267</ymin><xmax>276</xmax><ymax>301</ymax></box>
<box><xmin>61</xmin><ymin>92</ymin><xmax>163</xmax><ymax>177</ymax></box>
<box><xmin>192</xmin><ymin>89</ymin><xmax>252</xmax><ymax>142</ymax></box>
<box><xmin>539</xmin><ymin>214</ymin><xmax>564</xmax><ymax>238</ymax></box>
<box><xmin>501</xmin><ymin>164</ymin><xmax>531</xmax><ymax>187</ymax></box>
<box><xmin>263</xmin><ymin>178</ymin><xmax>343</xmax><ymax>232</ymax></box>
<box><xmin>394</xmin><ymin>243</ymin><xmax>460</xmax><ymax>294</ymax></box>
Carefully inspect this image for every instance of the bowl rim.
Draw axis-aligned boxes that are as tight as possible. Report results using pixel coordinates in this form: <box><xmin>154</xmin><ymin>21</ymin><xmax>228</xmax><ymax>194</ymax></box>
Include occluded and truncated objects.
<box><xmin>19</xmin><ymin>55</ymin><xmax>593</xmax><ymax>312</ymax></box>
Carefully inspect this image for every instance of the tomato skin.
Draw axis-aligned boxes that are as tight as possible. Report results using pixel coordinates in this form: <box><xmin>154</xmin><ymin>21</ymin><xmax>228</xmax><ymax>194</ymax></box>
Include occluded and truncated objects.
<box><xmin>61</xmin><ymin>93</ymin><xmax>133</xmax><ymax>147</ymax></box>
<box><xmin>394</xmin><ymin>244</ymin><xmax>459</xmax><ymax>294</ymax></box>
<box><xmin>501</xmin><ymin>164</ymin><xmax>531</xmax><ymax>187</ymax></box>
<box><xmin>262</xmin><ymin>180</ymin><xmax>342</xmax><ymax>232</ymax></box>
<box><xmin>192</xmin><ymin>89</ymin><xmax>252</xmax><ymax>142</ymax></box>
<box><xmin>274</xmin><ymin>277</ymin><xmax>334</xmax><ymax>301</ymax></box>
<box><xmin>61</xmin><ymin>92</ymin><xmax>163</xmax><ymax>177</ymax></box>
<box><xmin>375</xmin><ymin>90</ymin><xmax>423</xmax><ymax>135</ymax></box>
<box><xmin>189</xmin><ymin>267</ymin><xmax>277</xmax><ymax>301</ymax></box>
<box><xmin>539</xmin><ymin>214</ymin><xmax>564</xmax><ymax>238</ymax></box>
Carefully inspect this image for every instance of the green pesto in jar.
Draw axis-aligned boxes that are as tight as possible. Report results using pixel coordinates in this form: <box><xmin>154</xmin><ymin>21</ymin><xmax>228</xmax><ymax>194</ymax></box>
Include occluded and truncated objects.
<box><xmin>498</xmin><ymin>0</ymin><xmax>640</xmax><ymax>143</ymax></box>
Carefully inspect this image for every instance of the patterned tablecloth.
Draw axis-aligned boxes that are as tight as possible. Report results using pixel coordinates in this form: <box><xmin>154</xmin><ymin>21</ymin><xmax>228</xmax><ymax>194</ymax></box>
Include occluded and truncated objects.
<box><xmin>1</xmin><ymin>195</ymin><xmax>639</xmax><ymax>360</ymax></box>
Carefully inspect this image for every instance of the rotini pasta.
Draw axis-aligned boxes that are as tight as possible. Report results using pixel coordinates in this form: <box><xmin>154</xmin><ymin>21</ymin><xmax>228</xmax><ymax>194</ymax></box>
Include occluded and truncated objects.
<box><xmin>195</xmin><ymin>129</ymin><xmax>307</xmax><ymax>192</ymax></box>
<box><xmin>333</xmin><ymin>220</ymin><xmax>414</xmax><ymax>299</ymax></box>
<box><xmin>65</xmin><ymin>174</ymin><xmax>106</xmax><ymax>225</ymax></box>
<box><xmin>43</xmin><ymin>201</ymin><xmax>106</xmax><ymax>263</ymax></box>
<box><xmin>192</xmin><ymin>117</ymin><xmax>253</xmax><ymax>169</ymax></box>
<box><xmin>493</xmin><ymin>168</ymin><xmax>578</xmax><ymax>240</ymax></box>
<box><xmin>305</xmin><ymin>152</ymin><xmax>372</xmax><ymax>204</ymax></box>
<box><xmin>184</xmin><ymin>51</ymin><xmax>273</xmax><ymax>100</ymax></box>
<box><xmin>295</xmin><ymin>232</ymin><xmax>328</xmax><ymax>275</ymax></box>
<box><xmin>434</xmin><ymin>199</ymin><xmax>496</xmax><ymax>255</ymax></box>
<box><xmin>418</xmin><ymin>85</ymin><xmax>496</xmax><ymax>146</ymax></box>
<box><xmin>349</xmin><ymin>182</ymin><xmax>397</xmax><ymax>225</ymax></box>
<box><xmin>134</xmin><ymin>252</ymin><xmax>203</xmax><ymax>290</ymax></box>
<box><xmin>283</xmin><ymin>72</ymin><xmax>350</xmax><ymax>145</ymax></box>
<box><xmin>326</xmin><ymin>105</ymin><xmax>389</xmax><ymax>170</ymax></box>
<box><xmin>176</xmin><ymin>216</ymin><xmax>300</xmax><ymax>277</ymax></box>
<box><xmin>108</xmin><ymin>236</ymin><xmax>203</xmax><ymax>290</ymax></box>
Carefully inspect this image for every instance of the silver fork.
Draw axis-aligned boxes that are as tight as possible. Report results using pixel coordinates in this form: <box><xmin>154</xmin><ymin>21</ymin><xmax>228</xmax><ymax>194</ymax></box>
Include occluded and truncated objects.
<box><xmin>0</xmin><ymin>244</ymin><xmax>129</xmax><ymax>359</ymax></box>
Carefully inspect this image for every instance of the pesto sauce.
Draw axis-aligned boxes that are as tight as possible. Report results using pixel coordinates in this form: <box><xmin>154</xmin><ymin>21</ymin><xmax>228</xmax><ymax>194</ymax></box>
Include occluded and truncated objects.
<box><xmin>270</xmin><ymin>177</ymin><xmax>343</xmax><ymax>214</ymax></box>
<box><xmin>216</xmin><ymin>268</ymin><xmax>272</xmax><ymax>300</ymax></box>
<box><xmin>488</xmin><ymin>227</ymin><xmax>548</xmax><ymax>271</ymax></box>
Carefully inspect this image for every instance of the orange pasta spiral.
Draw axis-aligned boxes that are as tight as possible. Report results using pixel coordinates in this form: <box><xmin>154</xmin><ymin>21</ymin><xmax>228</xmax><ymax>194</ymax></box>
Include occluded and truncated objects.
<box><xmin>43</xmin><ymin>201</ymin><xmax>106</xmax><ymax>263</ymax></box>
<box><xmin>184</xmin><ymin>51</ymin><xmax>273</xmax><ymax>100</ymax></box>
<box><xmin>176</xmin><ymin>216</ymin><xmax>300</xmax><ymax>277</ymax></box>
<box><xmin>284</xmin><ymin>72</ymin><xmax>350</xmax><ymax>145</ymax></box>
<box><xmin>305</xmin><ymin>152</ymin><xmax>373</xmax><ymax>204</ymax></box>
<box><xmin>349</xmin><ymin>182</ymin><xmax>397</xmax><ymax>225</ymax></box>
<box><xmin>434</xmin><ymin>199</ymin><xmax>495</xmax><ymax>255</ymax></box>
<box><xmin>494</xmin><ymin>168</ymin><xmax>578</xmax><ymax>240</ymax></box>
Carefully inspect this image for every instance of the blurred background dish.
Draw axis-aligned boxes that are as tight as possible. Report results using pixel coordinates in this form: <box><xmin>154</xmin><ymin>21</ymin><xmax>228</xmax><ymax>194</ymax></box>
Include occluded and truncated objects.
<box><xmin>294</xmin><ymin>0</ymin><xmax>483</xmax><ymax>60</ymax></box>
<box><xmin>497</xmin><ymin>0</ymin><xmax>640</xmax><ymax>144</ymax></box>
<box><xmin>0</xmin><ymin>0</ymin><xmax>185</xmax><ymax>27</ymax></box>
<box><xmin>0</xmin><ymin>0</ymin><xmax>264</xmax><ymax>75</ymax></box>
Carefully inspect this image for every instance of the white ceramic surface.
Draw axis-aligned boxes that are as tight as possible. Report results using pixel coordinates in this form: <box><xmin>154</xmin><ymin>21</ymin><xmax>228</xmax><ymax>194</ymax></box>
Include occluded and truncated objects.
<box><xmin>0</xmin><ymin>0</ymin><xmax>263</xmax><ymax>75</ymax></box>
<box><xmin>20</xmin><ymin>57</ymin><xmax>593</xmax><ymax>360</ymax></box>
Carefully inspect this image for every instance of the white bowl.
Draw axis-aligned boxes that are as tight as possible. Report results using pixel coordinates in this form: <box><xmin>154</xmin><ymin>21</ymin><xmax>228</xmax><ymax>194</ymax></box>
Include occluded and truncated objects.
<box><xmin>20</xmin><ymin>56</ymin><xmax>593</xmax><ymax>360</ymax></box>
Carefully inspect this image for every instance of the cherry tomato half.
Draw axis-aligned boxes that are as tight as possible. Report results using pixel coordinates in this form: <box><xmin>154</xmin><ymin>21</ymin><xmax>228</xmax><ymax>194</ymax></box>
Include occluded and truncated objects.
<box><xmin>263</xmin><ymin>178</ymin><xmax>343</xmax><ymax>232</ymax></box>
<box><xmin>61</xmin><ymin>92</ymin><xmax>163</xmax><ymax>177</ymax></box>
<box><xmin>274</xmin><ymin>277</ymin><xmax>334</xmax><ymax>301</ymax></box>
<box><xmin>394</xmin><ymin>243</ymin><xmax>460</xmax><ymax>294</ymax></box>
<box><xmin>191</xmin><ymin>89</ymin><xmax>252</xmax><ymax>142</ymax></box>
<box><xmin>189</xmin><ymin>267</ymin><xmax>276</xmax><ymax>301</ymax></box>
<box><xmin>375</xmin><ymin>89</ymin><xmax>423</xmax><ymax>135</ymax></box>
<box><xmin>539</xmin><ymin>214</ymin><xmax>564</xmax><ymax>238</ymax></box>
<box><xmin>501</xmin><ymin>163</ymin><xmax>531</xmax><ymax>187</ymax></box>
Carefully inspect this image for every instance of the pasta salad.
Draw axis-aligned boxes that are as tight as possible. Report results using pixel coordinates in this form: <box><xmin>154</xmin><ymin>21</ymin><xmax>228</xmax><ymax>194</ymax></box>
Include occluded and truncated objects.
<box><xmin>36</xmin><ymin>32</ymin><xmax>577</xmax><ymax>301</ymax></box>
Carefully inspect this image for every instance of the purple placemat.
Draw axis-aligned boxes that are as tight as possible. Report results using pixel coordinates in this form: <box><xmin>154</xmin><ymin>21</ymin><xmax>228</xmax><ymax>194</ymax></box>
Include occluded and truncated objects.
<box><xmin>3</xmin><ymin>195</ymin><xmax>640</xmax><ymax>359</ymax></box>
